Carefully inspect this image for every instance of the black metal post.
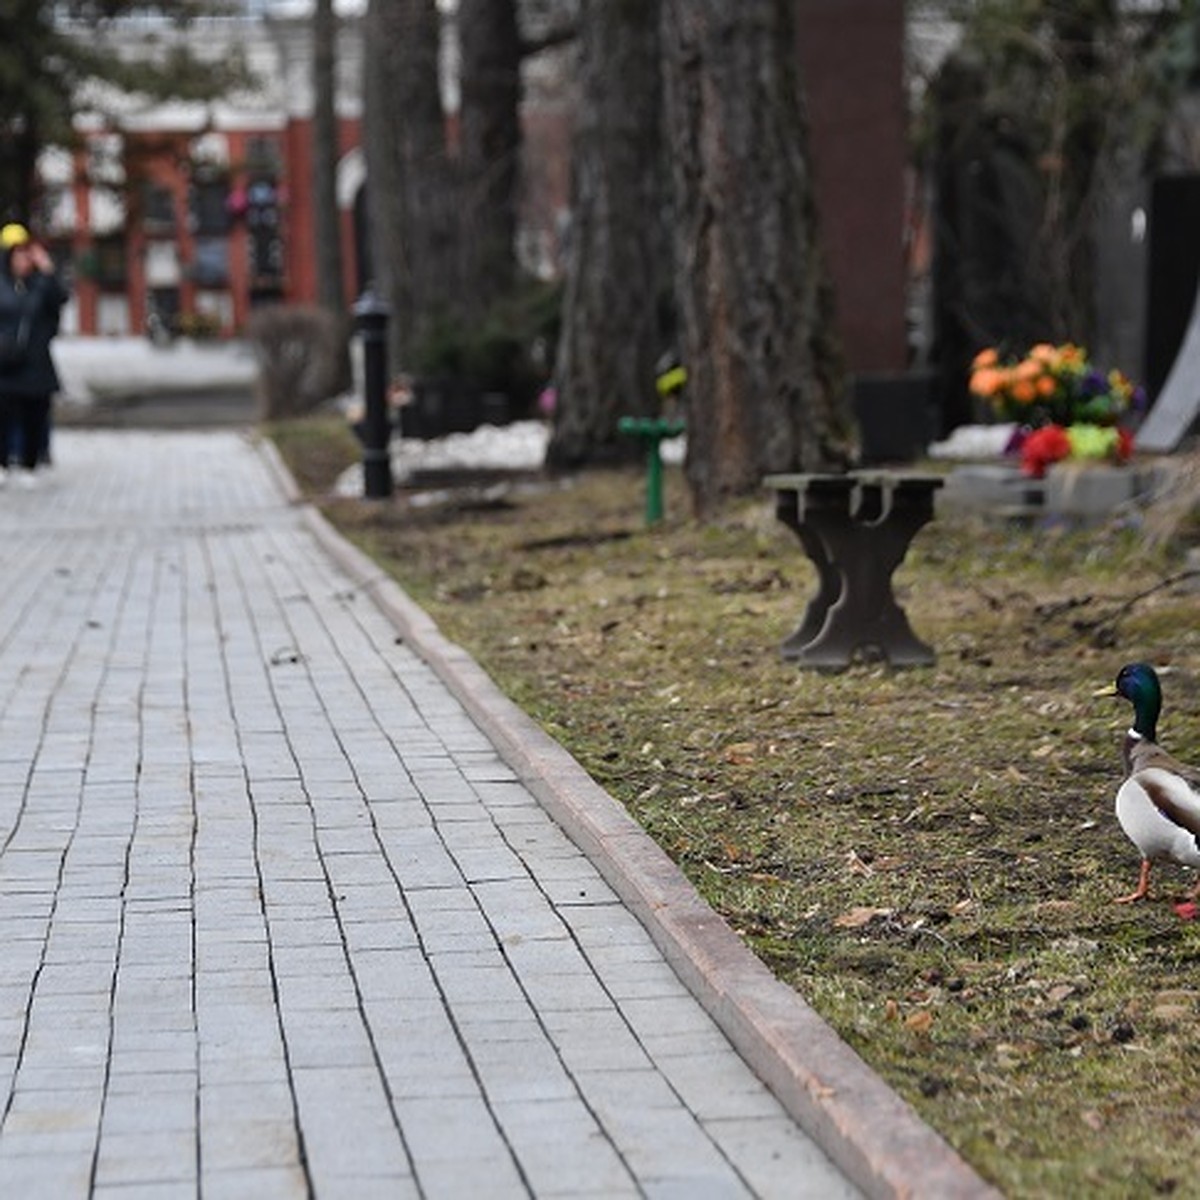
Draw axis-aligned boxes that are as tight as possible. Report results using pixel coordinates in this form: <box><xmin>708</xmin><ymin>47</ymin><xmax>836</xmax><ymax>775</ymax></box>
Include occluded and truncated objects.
<box><xmin>353</xmin><ymin>287</ymin><xmax>393</xmax><ymax>499</ymax></box>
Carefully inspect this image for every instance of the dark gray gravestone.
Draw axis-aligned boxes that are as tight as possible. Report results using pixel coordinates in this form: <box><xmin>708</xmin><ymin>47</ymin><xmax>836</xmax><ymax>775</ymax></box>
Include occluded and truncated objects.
<box><xmin>1137</xmin><ymin>276</ymin><xmax>1200</xmax><ymax>452</ymax></box>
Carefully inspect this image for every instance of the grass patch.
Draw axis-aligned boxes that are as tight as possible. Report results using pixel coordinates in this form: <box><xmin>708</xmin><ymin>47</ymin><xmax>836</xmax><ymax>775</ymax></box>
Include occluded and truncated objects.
<box><xmin>266</xmin><ymin>414</ymin><xmax>361</xmax><ymax>496</ymax></box>
<box><xmin>281</xmin><ymin>437</ymin><xmax>1200</xmax><ymax>1198</ymax></box>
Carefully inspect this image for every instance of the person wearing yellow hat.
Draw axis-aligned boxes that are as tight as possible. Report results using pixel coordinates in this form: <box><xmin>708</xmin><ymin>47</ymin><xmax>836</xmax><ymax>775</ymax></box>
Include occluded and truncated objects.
<box><xmin>0</xmin><ymin>226</ymin><xmax>68</xmax><ymax>486</ymax></box>
<box><xmin>0</xmin><ymin>223</ymin><xmax>30</xmax><ymax>250</ymax></box>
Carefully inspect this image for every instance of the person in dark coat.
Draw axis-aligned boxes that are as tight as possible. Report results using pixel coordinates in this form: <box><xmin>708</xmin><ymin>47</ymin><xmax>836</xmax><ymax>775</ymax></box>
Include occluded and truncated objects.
<box><xmin>0</xmin><ymin>223</ymin><xmax>69</xmax><ymax>486</ymax></box>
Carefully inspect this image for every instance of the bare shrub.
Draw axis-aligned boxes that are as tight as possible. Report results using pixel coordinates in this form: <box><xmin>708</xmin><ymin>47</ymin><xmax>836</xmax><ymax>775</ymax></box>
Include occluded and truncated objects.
<box><xmin>247</xmin><ymin>305</ymin><xmax>351</xmax><ymax>420</ymax></box>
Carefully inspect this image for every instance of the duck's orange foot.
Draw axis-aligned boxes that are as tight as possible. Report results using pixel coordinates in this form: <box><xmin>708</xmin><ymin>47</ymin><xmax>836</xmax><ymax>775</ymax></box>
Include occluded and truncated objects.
<box><xmin>1174</xmin><ymin>901</ymin><xmax>1198</xmax><ymax>921</ymax></box>
<box><xmin>1115</xmin><ymin>861</ymin><xmax>1152</xmax><ymax>905</ymax></box>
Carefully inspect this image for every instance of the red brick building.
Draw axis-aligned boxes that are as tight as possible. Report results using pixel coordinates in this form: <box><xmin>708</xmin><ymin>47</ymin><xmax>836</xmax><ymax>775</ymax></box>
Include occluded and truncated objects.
<box><xmin>38</xmin><ymin>8</ymin><xmax>572</xmax><ymax>340</ymax></box>
<box><xmin>33</xmin><ymin>13</ymin><xmax>369</xmax><ymax>338</ymax></box>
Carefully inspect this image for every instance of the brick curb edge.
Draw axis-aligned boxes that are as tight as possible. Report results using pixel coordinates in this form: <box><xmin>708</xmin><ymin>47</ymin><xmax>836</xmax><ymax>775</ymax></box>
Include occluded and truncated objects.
<box><xmin>259</xmin><ymin>442</ymin><xmax>1000</xmax><ymax>1200</ymax></box>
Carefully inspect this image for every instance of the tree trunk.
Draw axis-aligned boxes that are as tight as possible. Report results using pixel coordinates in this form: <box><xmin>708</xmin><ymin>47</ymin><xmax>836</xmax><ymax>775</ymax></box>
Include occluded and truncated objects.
<box><xmin>457</xmin><ymin>0</ymin><xmax>522</xmax><ymax>318</ymax></box>
<box><xmin>1044</xmin><ymin>2</ymin><xmax>1114</xmax><ymax>344</ymax></box>
<box><xmin>928</xmin><ymin>55</ymin><xmax>1049</xmax><ymax>429</ymax></box>
<box><xmin>547</xmin><ymin>0</ymin><xmax>665</xmax><ymax>469</ymax></box>
<box><xmin>661</xmin><ymin>0</ymin><xmax>854</xmax><ymax>515</ymax></box>
<box><xmin>312</xmin><ymin>0</ymin><xmax>345</xmax><ymax>314</ymax></box>
<box><xmin>362</xmin><ymin>0</ymin><xmax>457</xmax><ymax>369</ymax></box>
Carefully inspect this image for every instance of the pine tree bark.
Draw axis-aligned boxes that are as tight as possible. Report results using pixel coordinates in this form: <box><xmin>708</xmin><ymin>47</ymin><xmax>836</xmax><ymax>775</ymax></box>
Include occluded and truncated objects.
<box><xmin>547</xmin><ymin>0</ymin><xmax>665</xmax><ymax>468</ymax></box>
<box><xmin>457</xmin><ymin>0</ymin><xmax>522</xmax><ymax>318</ymax></box>
<box><xmin>362</xmin><ymin>0</ymin><xmax>457</xmax><ymax>368</ymax></box>
<box><xmin>312</xmin><ymin>0</ymin><xmax>345</xmax><ymax>314</ymax></box>
<box><xmin>661</xmin><ymin>0</ymin><xmax>854</xmax><ymax>514</ymax></box>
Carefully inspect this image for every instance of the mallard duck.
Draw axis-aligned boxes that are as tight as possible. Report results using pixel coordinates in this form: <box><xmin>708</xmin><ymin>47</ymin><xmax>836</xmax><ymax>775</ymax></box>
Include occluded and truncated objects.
<box><xmin>1095</xmin><ymin>663</ymin><xmax>1200</xmax><ymax>906</ymax></box>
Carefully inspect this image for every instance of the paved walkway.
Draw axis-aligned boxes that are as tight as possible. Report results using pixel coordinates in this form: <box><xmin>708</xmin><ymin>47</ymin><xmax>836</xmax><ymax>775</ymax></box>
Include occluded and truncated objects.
<box><xmin>0</xmin><ymin>430</ymin><xmax>862</xmax><ymax>1199</ymax></box>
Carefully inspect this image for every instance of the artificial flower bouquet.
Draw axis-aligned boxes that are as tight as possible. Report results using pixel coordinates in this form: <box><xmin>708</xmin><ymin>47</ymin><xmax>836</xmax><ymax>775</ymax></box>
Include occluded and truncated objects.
<box><xmin>969</xmin><ymin>342</ymin><xmax>1144</xmax><ymax>477</ymax></box>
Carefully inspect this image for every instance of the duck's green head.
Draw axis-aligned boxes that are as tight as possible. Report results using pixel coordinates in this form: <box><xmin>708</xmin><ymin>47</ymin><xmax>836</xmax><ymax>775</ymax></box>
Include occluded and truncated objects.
<box><xmin>1098</xmin><ymin>662</ymin><xmax>1162</xmax><ymax>742</ymax></box>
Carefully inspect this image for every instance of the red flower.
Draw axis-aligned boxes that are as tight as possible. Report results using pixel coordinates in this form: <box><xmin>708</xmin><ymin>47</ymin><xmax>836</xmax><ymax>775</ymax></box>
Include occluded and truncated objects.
<box><xmin>1020</xmin><ymin>424</ymin><xmax>1071</xmax><ymax>478</ymax></box>
<box><xmin>1114</xmin><ymin>428</ymin><xmax>1134</xmax><ymax>463</ymax></box>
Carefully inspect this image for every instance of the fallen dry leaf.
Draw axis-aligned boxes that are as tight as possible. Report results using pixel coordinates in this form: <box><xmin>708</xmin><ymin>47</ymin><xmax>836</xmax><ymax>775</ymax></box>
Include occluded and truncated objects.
<box><xmin>1155</xmin><ymin>990</ymin><xmax>1200</xmax><ymax>1006</ymax></box>
<box><xmin>1152</xmin><ymin>1004</ymin><xmax>1190</xmax><ymax>1023</ymax></box>
<box><xmin>905</xmin><ymin>1010</ymin><xmax>935</xmax><ymax>1035</ymax></box>
<box><xmin>833</xmin><ymin>905</ymin><xmax>893</xmax><ymax>929</ymax></box>
<box><xmin>722</xmin><ymin>741</ymin><xmax>758</xmax><ymax>765</ymax></box>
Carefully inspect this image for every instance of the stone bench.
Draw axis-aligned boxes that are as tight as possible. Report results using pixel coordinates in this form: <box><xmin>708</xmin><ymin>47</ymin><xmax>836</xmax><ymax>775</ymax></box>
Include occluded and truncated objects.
<box><xmin>763</xmin><ymin>471</ymin><xmax>944</xmax><ymax>670</ymax></box>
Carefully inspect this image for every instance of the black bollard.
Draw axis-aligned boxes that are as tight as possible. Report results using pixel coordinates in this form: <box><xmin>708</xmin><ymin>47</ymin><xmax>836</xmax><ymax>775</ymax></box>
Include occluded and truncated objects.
<box><xmin>353</xmin><ymin>287</ymin><xmax>394</xmax><ymax>499</ymax></box>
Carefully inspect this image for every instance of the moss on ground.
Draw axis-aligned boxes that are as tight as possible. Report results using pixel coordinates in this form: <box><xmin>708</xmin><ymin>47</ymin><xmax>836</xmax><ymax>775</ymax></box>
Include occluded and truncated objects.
<box><xmin>274</xmin><ymin>432</ymin><xmax>1200</xmax><ymax>1198</ymax></box>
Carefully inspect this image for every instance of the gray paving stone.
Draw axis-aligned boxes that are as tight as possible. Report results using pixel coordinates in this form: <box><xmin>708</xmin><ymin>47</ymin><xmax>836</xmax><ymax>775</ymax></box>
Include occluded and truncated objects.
<box><xmin>390</xmin><ymin>1092</ymin><xmax>511</xmax><ymax>1165</ymax></box>
<box><xmin>94</xmin><ymin>1183</ymin><xmax>198</xmax><ymax>1200</ymax></box>
<box><xmin>106</xmin><ymin>1070</ymin><xmax>197</xmax><ymax>1098</ymax></box>
<box><xmin>473</xmin><ymin>877</ymin><xmax>573</xmax><ymax>942</ymax></box>
<box><xmin>4</xmin><ymin>1089</ymin><xmax>104</xmax><ymax>1137</ymax></box>
<box><xmin>93</xmin><ymin>1128</ymin><xmax>197</xmax><ymax>1188</ymax></box>
<box><xmin>290</xmin><ymin>1064</ymin><xmax>410</xmax><ymax>1181</ymax></box>
<box><xmin>467</xmin><ymin>1036</ymin><xmax>578</xmax><ymax>1103</ymax></box>
<box><xmin>414</xmin><ymin>1155</ymin><xmax>528</xmax><ymax>1198</ymax></box>
<box><xmin>703</xmin><ymin>1115</ymin><xmax>863</xmax><ymax>1200</ymax></box>
<box><xmin>200</xmin><ymin>1116</ymin><xmax>300</xmax><ymax>1172</ymax></box>
<box><xmin>272</xmin><ymin>971</ymin><xmax>359</xmax><ymax>1012</ymax></box>
<box><xmin>601</xmin><ymin>1105</ymin><xmax>748</xmax><ymax>1192</ymax></box>
<box><xmin>519</xmin><ymin>968</ymin><xmax>614</xmax><ymax>1013</ymax></box>
<box><xmin>504</xmin><ymin>1108</ymin><xmax>638</xmax><ymax>1196</ymax></box>
<box><xmin>545</xmin><ymin>1024</ymin><xmax>652</xmax><ymax>1075</ymax></box>
<box><xmin>100</xmin><ymin>1086</ymin><xmax>197</xmax><ymax>1135</ymax></box>
<box><xmin>0</xmin><ymin>1154</ymin><xmax>94</xmax><ymax>1196</ymax></box>
<box><xmin>658</xmin><ymin>1053</ymin><xmax>787</xmax><ymax>1122</ymax></box>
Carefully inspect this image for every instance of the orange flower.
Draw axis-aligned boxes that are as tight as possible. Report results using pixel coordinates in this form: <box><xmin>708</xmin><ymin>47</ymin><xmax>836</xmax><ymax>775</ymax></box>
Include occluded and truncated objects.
<box><xmin>966</xmin><ymin>340</ymin><xmax>1141</xmax><ymax>428</ymax></box>
<box><xmin>969</xmin><ymin>366</ymin><xmax>1006</xmax><ymax>397</ymax></box>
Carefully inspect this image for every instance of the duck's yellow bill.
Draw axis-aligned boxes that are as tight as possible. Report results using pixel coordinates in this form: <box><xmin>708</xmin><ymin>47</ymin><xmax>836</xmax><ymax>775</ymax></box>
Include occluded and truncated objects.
<box><xmin>1093</xmin><ymin>683</ymin><xmax>1118</xmax><ymax>698</ymax></box>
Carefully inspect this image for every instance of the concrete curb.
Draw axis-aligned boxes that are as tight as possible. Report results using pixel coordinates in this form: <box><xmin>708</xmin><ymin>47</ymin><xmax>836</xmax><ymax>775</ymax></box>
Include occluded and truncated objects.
<box><xmin>258</xmin><ymin>442</ymin><xmax>1000</xmax><ymax>1200</ymax></box>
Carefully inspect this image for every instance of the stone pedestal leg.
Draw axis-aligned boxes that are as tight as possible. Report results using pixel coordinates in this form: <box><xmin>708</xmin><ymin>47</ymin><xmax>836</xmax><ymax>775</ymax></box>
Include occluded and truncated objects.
<box><xmin>770</xmin><ymin>474</ymin><xmax>942</xmax><ymax>670</ymax></box>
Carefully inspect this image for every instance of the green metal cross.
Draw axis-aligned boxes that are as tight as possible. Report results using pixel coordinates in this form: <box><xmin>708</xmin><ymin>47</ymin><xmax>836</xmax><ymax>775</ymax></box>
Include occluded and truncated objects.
<box><xmin>618</xmin><ymin>416</ymin><xmax>687</xmax><ymax>525</ymax></box>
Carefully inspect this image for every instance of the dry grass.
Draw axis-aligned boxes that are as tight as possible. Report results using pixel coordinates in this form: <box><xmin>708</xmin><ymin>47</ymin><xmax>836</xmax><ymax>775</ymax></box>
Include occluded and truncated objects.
<box><xmin>275</xmin><ymin>417</ymin><xmax>1200</xmax><ymax>1198</ymax></box>
<box><xmin>1142</xmin><ymin>447</ymin><xmax>1200</xmax><ymax>549</ymax></box>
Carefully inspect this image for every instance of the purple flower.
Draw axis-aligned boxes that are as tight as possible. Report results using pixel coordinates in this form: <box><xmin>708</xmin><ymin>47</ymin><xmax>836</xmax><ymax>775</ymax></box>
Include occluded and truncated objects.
<box><xmin>1080</xmin><ymin>370</ymin><xmax>1108</xmax><ymax>397</ymax></box>
<box><xmin>1003</xmin><ymin>426</ymin><xmax>1028</xmax><ymax>456</ymax></box>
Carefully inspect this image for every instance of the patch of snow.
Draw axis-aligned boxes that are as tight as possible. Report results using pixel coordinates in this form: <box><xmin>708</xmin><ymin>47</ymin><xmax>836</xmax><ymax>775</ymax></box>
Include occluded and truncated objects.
<box><xmin>53</xmin><ymin>336</ymin><xmax>257</xmax><ymax>405</ymax></box>
<box><xmin>928</xmin><ymin>423</ymin><xmax>1015</xmax><ymax>461</ymax></box>
<box><xmin>334</xmin><ymin>419</ymin><xmax>689</xmax><ymax>498</ymax></box>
